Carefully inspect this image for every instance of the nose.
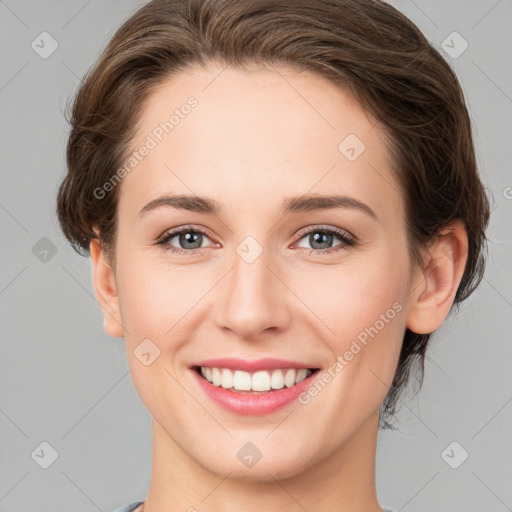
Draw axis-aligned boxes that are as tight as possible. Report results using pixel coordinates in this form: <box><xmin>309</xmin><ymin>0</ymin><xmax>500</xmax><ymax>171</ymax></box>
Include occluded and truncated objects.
<box><xmin>215</xmin><ymin>245</ymin><xmax>292</xmax><ymax>340</ymax></box>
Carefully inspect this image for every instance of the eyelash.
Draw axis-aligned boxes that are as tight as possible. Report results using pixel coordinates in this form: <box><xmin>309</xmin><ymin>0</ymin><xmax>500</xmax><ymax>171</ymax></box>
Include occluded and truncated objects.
<box><xmin>155</xmin><ymin>224</ymin><xmax>356</xmax><ymax>256</ymax></box>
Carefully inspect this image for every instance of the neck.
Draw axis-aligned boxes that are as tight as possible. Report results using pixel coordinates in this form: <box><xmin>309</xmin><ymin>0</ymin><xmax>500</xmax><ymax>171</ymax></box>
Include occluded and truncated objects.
<box><xmin>142</xmin><ymin>409</ymin><xmax>383</xmax><ymax>511</ymax></box>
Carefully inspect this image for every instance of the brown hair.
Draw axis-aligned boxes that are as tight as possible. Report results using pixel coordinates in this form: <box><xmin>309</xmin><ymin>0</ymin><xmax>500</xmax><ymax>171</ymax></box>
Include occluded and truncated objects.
<box><xmin>56</xmin><ymin>0</ymin><xmax>490</xmax><ymax>428</ymax></box>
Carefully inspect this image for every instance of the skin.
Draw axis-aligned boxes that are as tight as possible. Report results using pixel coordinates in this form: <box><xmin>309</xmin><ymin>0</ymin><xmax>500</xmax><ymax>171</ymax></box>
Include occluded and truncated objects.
<box><xmin>90</xmin><ymin>63</ymin><xmax>468</xmax><ymax>511</ymax></box>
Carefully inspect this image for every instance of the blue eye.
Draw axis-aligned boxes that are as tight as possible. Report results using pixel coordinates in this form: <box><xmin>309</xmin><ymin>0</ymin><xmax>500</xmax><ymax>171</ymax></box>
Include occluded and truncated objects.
<box><xmin>294</xmin><ymin>226</ymin><xmax>355</xmax><ymax>254</ymax></box>
<box><xmin>156</xmin><ymin>225</ymin><xmax>214</xmax><ymax>256</ymax></box>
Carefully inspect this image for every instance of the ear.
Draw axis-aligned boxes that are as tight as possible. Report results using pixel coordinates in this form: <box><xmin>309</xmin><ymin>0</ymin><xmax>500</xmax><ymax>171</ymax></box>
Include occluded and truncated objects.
<box><xmin>89</xmin><ymin>235</ymin><xmax>125</xmax><ymax>338</ymax></box>
<box><xmin>406</xmin><ymin>220</ymin><xmax>468</xmax><ymax>335</ymax></box>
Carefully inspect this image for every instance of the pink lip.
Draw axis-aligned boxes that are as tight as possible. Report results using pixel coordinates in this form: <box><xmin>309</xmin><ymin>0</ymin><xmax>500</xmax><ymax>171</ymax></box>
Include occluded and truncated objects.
<box><xmin>191</xmin><ymin>357</ymin><xmax>316</xmax><ymax>372</ymax></box>
<box><xmin>190</xmin><ymin>366</ymin><xmax>321</xmax><ymax>416</ymax></box>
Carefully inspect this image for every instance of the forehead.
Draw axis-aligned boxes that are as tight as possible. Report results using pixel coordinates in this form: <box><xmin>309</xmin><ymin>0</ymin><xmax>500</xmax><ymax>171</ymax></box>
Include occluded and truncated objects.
<box><xmin>119</xmin><ymin>63</ymin><xmax>401</xmax><ymax>221</ymax></box>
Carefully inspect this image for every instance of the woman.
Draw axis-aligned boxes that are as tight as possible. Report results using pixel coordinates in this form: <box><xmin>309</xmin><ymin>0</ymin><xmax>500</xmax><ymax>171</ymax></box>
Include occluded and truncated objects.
<box><xmin>56</xmin><ymin>0</ymin><xmax>490</xmax><ymax>510</ymax></box>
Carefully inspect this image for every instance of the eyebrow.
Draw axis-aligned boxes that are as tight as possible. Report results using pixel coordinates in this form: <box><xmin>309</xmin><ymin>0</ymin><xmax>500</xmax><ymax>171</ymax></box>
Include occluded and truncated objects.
<box><xmin>281</xmin><ymin>194</ymin><xmax>377</xmax><ymax>220</ymax></box>
<box><xmin>138</xmin><ymin>193</ymin><xmax>378</xmax><ymax>220</ymax></box>
<box><xmin>139</xmin><ymin>195</ymin><xmax>220</xmax><ymax>216</ymax></box>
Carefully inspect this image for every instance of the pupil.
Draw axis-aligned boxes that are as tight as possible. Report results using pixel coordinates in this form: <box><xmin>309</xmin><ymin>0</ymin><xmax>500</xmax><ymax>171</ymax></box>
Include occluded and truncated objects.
<box><xmin>180</xmin><ymin>232</ymin><xmax>202</xmax><ymax>249</ymax></box>
<box><xmin>311</xmin><ymin>232</ymin><xmax>332</xmax><ymax>249</ymax></box>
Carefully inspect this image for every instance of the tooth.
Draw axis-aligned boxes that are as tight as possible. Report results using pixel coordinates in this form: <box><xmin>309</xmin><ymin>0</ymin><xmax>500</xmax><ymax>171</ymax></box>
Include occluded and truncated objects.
<box><xmin>284</xmin><ymin>369</ymin><xmax>296</xmax><ymax>388</ymax></box>
<box><xmin>212</xmin><ymin>367</ymin><xmax>222</xmax><ymax>386</ymax></box>
<box><xmin>295</xmin><ymin>369</ymin><xmax>308</xmax><ymax>384</ymax></box>
<box><xmin>200</xmin><ymin>366</ymin><xmax>313</xmax><ymax>391</ymax></box>
<box><xmin>270</xmin><ymin>369</ymin><xmax>284</xmax><ymax>389</ymax></box>
<box><xmin>252</xmin><ymin>371</ymin><xmax>271</xmax><ymax>391</ymax></box>
<box><xmin>233</xmin><ymin>370</ymin><xmax>252</xmax><ymax>390</ymax></box>
<box><xmin>221</xmin><ymin>368</ymin><xmax>233</xmax><ymax>389</ymax></box>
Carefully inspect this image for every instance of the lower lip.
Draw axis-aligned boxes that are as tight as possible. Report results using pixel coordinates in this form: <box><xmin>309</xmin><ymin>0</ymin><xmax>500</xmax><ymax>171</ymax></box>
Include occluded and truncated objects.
<box><xmin>191</xmin><ymin>368</ymin><xmax>320</xmax><ymax>415</ymax></box>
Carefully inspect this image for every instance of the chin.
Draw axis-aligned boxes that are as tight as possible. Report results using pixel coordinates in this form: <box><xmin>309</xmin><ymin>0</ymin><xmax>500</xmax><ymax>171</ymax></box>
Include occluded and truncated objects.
<box><xmin>196</xmin><ymin>445</ymin><xmax>315</xmax><ymax>482</ymax></box>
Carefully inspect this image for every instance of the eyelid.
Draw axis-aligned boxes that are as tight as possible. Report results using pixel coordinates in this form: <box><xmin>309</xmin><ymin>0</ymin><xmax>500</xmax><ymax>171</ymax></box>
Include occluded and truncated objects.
<box><xmin>294</xmin><ymin>224</ymin><xmax>354</xmax><ymax>241</ymax></box>
<box><xmin>156</xmin><ymin>224</ymin><xmax>218</xmax><ymax>244</ymax></box>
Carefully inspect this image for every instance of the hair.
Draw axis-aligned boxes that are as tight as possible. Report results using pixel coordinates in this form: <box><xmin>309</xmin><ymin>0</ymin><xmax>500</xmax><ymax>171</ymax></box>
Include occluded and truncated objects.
<box><xmin>56</xmin><ymin>0</ymin><xmax>490</xmax><ymax>429</ymax></box>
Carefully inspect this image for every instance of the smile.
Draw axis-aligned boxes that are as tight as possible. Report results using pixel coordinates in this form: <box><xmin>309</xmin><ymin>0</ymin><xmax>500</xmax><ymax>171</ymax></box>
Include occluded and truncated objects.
<box><xmin>195</xmin><ymin>366</ymin><xmax>317</xmax><ymax>393</ymax></box>
<box><xmin>190</xmin><ymin>361</ymin><xmax>321</xmax><ymax>415</ymax></box>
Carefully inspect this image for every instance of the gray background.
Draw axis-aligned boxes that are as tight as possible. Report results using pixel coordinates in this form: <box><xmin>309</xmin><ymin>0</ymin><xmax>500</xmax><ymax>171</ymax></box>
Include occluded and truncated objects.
<box><xmin>0</xmin><ymin>1</ymin><xmax>510</xmax><ymax>511</ymax></box>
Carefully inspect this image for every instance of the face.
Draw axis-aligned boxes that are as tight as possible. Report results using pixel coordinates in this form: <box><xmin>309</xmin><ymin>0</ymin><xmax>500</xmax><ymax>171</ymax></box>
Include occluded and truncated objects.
<box><xmin>106</xmin><ymin>63</ymin><xmax>414</xmax><ymax>479</ymax></box>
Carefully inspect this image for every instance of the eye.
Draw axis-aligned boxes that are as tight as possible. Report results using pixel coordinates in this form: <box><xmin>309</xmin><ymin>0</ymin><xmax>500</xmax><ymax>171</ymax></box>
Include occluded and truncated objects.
<box><xmin>155</xmin><ymin>224</ymin><xmax>355</xmax><ymax>256</ymax></box>
<box><xmin>293</xmin><ymin>225</ymin><xmax>355</xmax><ymax>255</ymax></box>
<box><xmin>155</xmin><ymin>225</ymin><xmax>217</xmax><ymax>256</ymax></box>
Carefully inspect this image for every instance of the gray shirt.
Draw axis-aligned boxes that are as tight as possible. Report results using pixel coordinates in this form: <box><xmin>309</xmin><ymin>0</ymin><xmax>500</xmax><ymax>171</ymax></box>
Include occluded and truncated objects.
<box><xmin>112</xmin><ymin>501</ymin><xmax>143</xmax><ymax>512</ymax></box>
<box><xmin>113</xmin><ymin>501</ymin><xmax>396</xmax><ymax>511</ymax></box>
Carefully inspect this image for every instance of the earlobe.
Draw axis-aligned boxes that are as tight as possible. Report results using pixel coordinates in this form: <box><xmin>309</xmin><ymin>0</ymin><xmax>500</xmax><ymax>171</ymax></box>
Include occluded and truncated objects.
<box><xmin>406</xmin><ymin>220</ymin><xmax>468</xmax><ymax>335</ymax></box>
<box><xmin>90</xmin><ymin>236</ymin><xmax>125</xmax><ymax>338</ymax></box>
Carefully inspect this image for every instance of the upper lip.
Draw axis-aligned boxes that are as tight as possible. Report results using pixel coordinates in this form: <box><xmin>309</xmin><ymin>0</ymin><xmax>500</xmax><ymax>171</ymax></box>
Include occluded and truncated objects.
<box><xmin>191</xmin><ymin>358</ymin><xmax>319</xmax><ymax>372</ymax></box>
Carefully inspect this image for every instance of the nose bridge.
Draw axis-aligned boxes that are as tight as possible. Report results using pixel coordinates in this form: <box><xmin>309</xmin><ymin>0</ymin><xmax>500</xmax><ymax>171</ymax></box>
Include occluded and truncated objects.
<box><xmin>215</xmin><ymin>238</ymin><xmax>290</xmax><ymax>338</ymax></box>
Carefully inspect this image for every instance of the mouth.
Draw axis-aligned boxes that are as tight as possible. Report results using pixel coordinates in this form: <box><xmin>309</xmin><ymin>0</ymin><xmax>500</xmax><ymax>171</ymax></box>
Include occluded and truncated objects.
<box><xmin>189</xmin><ymin>357</ymin><xmax>323</xmax><ymax>415</ymax></box>
<box><xmin>192</xmin><ymin>365</ymin><xmax>321</xmax><ymax>394</ymax></box>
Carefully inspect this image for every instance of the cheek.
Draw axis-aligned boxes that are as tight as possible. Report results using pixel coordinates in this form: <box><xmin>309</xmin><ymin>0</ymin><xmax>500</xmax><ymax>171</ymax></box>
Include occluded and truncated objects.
<box><xmin>296</xmin><ymin>254</ymin><xmax>408</xmax><ymax>337</ymax></box>
<box><xmin>115</xmin><ymin>249</ymin><xmax>184</xmax><ymax>332</ymax></box>
<box><xmin>293</xmin><ymin>251</ymin><xmax>409</xmax><ymax>396</ymax></box>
